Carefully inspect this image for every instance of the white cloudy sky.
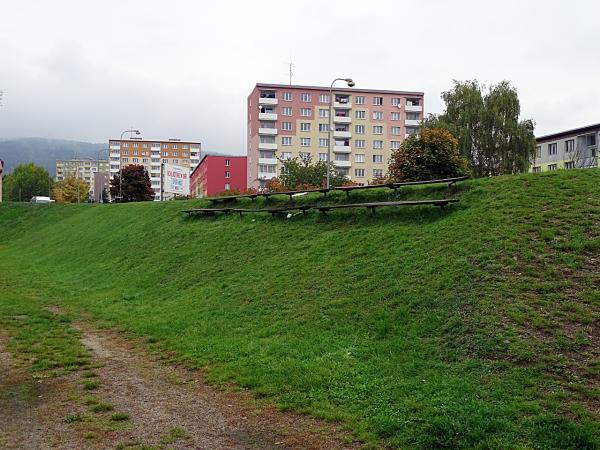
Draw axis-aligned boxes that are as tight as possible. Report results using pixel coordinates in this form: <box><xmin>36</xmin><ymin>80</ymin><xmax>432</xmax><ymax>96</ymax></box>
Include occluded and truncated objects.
<box><xmin>1</xmin><ymin>0</ymin><xmax>598</xmax><ymax>154</ymax></box>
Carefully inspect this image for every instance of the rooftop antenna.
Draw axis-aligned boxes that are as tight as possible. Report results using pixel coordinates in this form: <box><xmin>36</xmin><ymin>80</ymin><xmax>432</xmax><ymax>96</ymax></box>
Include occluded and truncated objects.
<box><xmin>288</xmin><ymin>61</ymin><xmax>294</xmax><ymax>86</ymax></box>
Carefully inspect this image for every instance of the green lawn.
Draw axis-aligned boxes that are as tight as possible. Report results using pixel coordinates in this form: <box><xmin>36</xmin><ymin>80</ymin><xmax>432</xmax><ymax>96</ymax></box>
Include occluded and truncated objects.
<box><xmin>0</xmin><ymin>170</ymin><xmax>598</xmax><ymax>448</ymax></box>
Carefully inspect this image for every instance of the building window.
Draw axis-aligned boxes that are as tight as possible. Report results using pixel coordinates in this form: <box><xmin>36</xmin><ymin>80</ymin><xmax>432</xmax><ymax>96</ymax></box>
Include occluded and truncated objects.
<box><xmin>373</xmin><ymin>154</ymin><xmax>383</xmax><ymax>163</ymax></box>
<box><xmin>391</xmin><ymin>141</ymin><xmax>401</xmax><ymax>149</ymax></box>
<box><xmin>300</xmin><ymin>138</ymin><xmax>311</xmax><ymax>146</ymax></box>
<box><xmin>173</xmin><ymin>159</ymin><xmax>179</xmax><ymax>164</ymax></box>
<box><xmin>535</xmin><ymin>145</ymin><xmax>541</xmax><ymax>158</ymax></box>
<box><xmin>282</xmin><ymin>107</ymin><xmax>292</xmax><ymax>116</ymax></box>
<box><xmin>355</xmin><ymin>154</ymin><xmax>365</xmax><ymax>163</ymax></box>
<box><xmin>281</xmin><ymin>121</ymin><xmax>292</xmax><ymax>131</ymax></box>
<box><xmin>564</xmin><ymin>161</ymin><xmax>575</xmax><ymax>169</ymax></box>
<box><xmin>355</xmin><ymin>168</ymin><xmax>365</xmax><ymax>177</ymax></box>
<box><xmin>355</xmin><ymin>125</ymin><xmax>365</xmax><ymax>134</ymax></box>
<box><xmin>225</xmin><ymin>171</ymin><xmax>230</xmax><ymax>178</ymax></box>
<box><xmin>355</xmin><ymin>110</ymin><xmax>366</xmax><ymax>119</ymax></box>
<box><xmin>173</xmin><ymin>151</ymin><xmax>178</xmax><ymax>157</ymax></box>
<box><xmin>373</xmin><ymin>96</ymin><xmax>383</xmax><ymax>106</ymax></box>
<box><xmin>373</xmin><ymin>111</ymin><xmax>384</xmax><ymax>120</ymax></box>
<box><xmin>225</xmin><ymin>159</ymin><xmax>230</xmax><ymax>166</ymax></box>
<box><xmin>319</xmin><ymin>138</ymin><xmax>329</xmax><ymax>148</ymax></box>
<box><xmin>122</xmin><ymin>158</ymin><xmax>129</xmax><ymax>163</ymax></box>
<box><xmin>373</xmin><ymin>126</ymin><xmax>383</xmax><ymax>134</ymax></box>
<box><xmin>373</xmin><ymin>140</ymin><xmax>384</xmax><ymax>149</ymax></box>
<box><xmin>282</xmin><ymin>92</ymin><xmax>292</xmax><ymax>101</ymax></box>
<box><xmin>391</xmin><ymin>97</ymin><xmax>401</xmax><ymax>106</ymax></box>
<box><xmin>373</xmin><ymin>169</ymin><xmax>383</xmax><ymax>178</ymax></box>
<box><xmin>142</xmin><ymin>158</ymin><xmax>149</xmax><ymax>163</ymax></box>
<box><xmin>406</xmin><ymin>127</ymin><xmax>418</xmax><ymax>135</ymax></box>
<box><xmin>391</xmin><ymin>112</ymin><xmax>401</xmax><ymax>121</ymax></box>
<box><xmin>301</xmin><ymin>93</ymin><xmax>312</xmax><ymax>102</ymax></box>
<box><xmin>281</xmin><ymin>152</ymin><xmax>292</xmax><ymax>160</ymax></box>
<box><xmin>548</xmin><ymin>164</ymin><xmax>557</xmax><ymax>171</ymax></box>
<box><xmin>300</xmin><ymin>123</ymin><xmax>311</xmax><ymax>132</ymax></box>
<box><xmin>121</xmin><ymin>142</ymin><xmax>129</xmax><ymax>148</ymax></box>
<box><xmin>319</xmin><ymin>94</ymin><xmax>330</xmax><ymax>103</ymax></box>
<box><xmin>548</xmin><ymin>143</ymin><xmax>557</xmax><ymax>156</ymax></box>
<box><xmin>162</xmin><ymin>143</ymin><xmax>168</xmax><ymax>149</ymax></box>
<box><xmin>318</xmin><ymin>153</ymin><xmax>327</xmax><ymax>161</ymax></box>
<box><xmin>355</xmin><ymin>140</ymin><xmax>365</xmax><ymax>149</ymax></box>
<box><xmin>319</xmin><ymin>108</ymin><xmax>329</xmax><ymax>118</ymax></box>
<box><xmin>319</xmin><ymin>123</ymin><xmax>329</xmax><ymax>132</ymax></box>
<box><xmin>300</xmin><ymin>108</ymin><xmax>312</xmax><ymax>117</ymax></box>
<box><xmin>565</xmin><ymin>139</ymin><xmax>574</xmax><ymax>152</ymax></box>
<box><xmin>299</xmin><ymin>152</ymin><xmax>311</xmax><ymax>160</ymax></box>
<box><xmin>355</xmin><ymin>96</ymin><xmax>365</xmax><ymax>105</ymax></box>
<box><xmin>225</xmin><ymin>183</ymin><xmax>230</xmax><ymax>190</ymax></box>
<box><xmin>406</xmin><ymin>98</ymin><xmax>420</xmax><ymax>106</ymax></box>
<box><xmin>282</xmin><ymin>136</ymin><xmax>292</xmax><ymax>146</ymax></box>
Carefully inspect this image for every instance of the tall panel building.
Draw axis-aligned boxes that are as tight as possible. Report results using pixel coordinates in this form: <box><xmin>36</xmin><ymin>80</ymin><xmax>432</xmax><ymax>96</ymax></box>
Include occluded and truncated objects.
<box><xmin>55</xmin><ymin>158</ymin><xmax>110</xmax><ymax>200</ymax></box>
<box><xmin>532</xmin><ymin>124</ymin><xmax>599</xmax><ymax>172</ymax></box>
<box><xmin>247</xmin><ymin>83</ymin><xmax>424</xmax><ymax>189</ymax></box>
<box><xmin>107</xmin><ymin>138</ymin><xmax>201</xmax><ymax>200</ymax></box>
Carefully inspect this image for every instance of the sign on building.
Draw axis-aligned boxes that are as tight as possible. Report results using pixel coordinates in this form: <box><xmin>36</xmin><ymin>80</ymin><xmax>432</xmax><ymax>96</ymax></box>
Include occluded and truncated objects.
<box><xmin>163</xmin><ymin>163</ymin><xmax>190</xmax><ymax>195</ymax></box>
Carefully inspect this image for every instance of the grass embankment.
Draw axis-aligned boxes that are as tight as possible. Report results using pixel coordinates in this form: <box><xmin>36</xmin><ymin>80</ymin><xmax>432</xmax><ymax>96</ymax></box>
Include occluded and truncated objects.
<box><xmin>0</xmin><ymin>170</ymin><xmax>599</xmax><ymax>448</ymax></box>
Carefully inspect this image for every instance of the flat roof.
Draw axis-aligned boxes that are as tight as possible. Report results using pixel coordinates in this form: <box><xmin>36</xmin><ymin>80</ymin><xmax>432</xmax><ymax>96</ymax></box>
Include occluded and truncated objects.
<box><xmin>536</xmin><ymin>123</ymin><xmax>600</xmax><ymax>142</ymax></box>
<box><xmin>255</xmin><ymin>83</ymin><xmax>424</xmax><ymax>97</ymax></box>
<box><xmin>108</xmin><ymin>138</ymin><xmax>201</xmax><ymax>144</ymax></box>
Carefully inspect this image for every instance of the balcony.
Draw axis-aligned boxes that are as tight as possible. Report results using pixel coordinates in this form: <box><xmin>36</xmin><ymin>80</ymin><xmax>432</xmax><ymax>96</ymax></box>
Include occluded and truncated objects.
<box><xmin>333</xmin><ymin>101</ymin><xmax>352</xmax><ymax>109</ymax></box>
<box><xmin>405</xmin><ymin>104</ymin><xmax>423</xmax><ymax>112</ymax></box>
<box><xmin>258</xmin><ymin>127</ymin><xmax>278</xmax><ymax>135</ymax></box>
<box><xmin>259</xmin><ymin>112</ymin><xmax>278</xmax><ymax>121</ymax></box>
<box><xmin>333</xmin><ymin>130</ymin><xmax>351</xmax><ymax>139</ymax></box>
<box><xmin>258</xmin><ymin>142</ymin><xmax>277</xmax><ymax>150</ymax></box>
<box><xmin>333</xmin><ymin>160</ymin><xmax>352</xmax><ymax>168</ymax></box>
<box><xmin>333</xmin><ymin>145</ymin><xmax>351</xmax><ymax>153</ymax></box>
<box><xmin>405</xmin><ymin>119</ymin><xmax>421</xmax><ymax>127</ymax></box>
<box><xmin>258</xmin><ymin>172</ymin><xmax>277</xmax><ymax>180</ymax></box>
<box><xmin>333</xmin><ymin>115</ymin><xmax>352</xmax><ymax>124</ymax></box>
<box><xmin>259</xmin><ymin>97</ymin><xmax>278</xmax><ymax>106</ymax></box>
<box><xmin>259</xmin><ymin>157</ymin><xmax>278</xmax><ymax>165</ymax></box>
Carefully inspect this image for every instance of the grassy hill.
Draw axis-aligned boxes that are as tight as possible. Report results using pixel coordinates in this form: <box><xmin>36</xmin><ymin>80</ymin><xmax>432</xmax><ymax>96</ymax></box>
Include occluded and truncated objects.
<box><xmin>0</xmin><ymin>170</ymin><xmax>598</xmax><ymax>449</ymax></box>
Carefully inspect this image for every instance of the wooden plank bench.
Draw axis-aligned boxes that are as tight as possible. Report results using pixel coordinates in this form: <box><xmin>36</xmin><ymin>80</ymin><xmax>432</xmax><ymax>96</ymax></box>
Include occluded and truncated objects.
<box><xmin>316</xmin><ymin>199</ymin><xmax>459</xmax><ymax>214</ymax></box>
<box><xmin>184</xmin><ymin>198</ymin><xmax>458</xmax><ymax>218</ymax></box>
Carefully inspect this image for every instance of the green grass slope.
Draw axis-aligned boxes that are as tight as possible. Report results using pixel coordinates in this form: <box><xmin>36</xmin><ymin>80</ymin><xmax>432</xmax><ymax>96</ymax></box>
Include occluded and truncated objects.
<box><xmin>1</xmin><ymin>170</ymin><xmax>599</xmax><ymax>449</ymax></box>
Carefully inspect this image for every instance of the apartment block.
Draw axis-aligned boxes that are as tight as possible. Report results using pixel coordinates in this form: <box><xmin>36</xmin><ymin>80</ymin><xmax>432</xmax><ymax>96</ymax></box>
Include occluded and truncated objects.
<box><xmin>190</xmin><ymin>155</ymin><xmax>247</xmax><ymax>198</ymax></box>
<box><xmin>532</xmin><ymin>123</ymin><xmax>599</xmax><ymax>173</ymax></box>
<box><xmin>247</xmin><ymin>83</ymin><xmax>424</xmax><ymax>189</ymax></box>
<box><xmin>108</xmin><ymin>138</ymin><xmax>201</xmax><ymax>200</ymax></box>
<box><xmin>55</xmin><ymin>158</ymin><xmax>110</xmax><ymax>200</ymax></box>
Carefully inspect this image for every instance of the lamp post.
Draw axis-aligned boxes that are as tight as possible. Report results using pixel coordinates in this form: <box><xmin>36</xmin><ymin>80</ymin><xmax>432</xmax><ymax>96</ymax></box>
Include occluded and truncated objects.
<box><xmin>327</xmin><ymin>78</ymin><xmax>355</xmax><ymax>189</ymax></box>
<box><xmin>119</xmin><ymin>128</ymin><xmax>141</xmax><ymax>202</ymax></box>
<box><xmin>97</xmin><ymin>148</ymin><xmax>109</xmax><ymax>203</ymax></box>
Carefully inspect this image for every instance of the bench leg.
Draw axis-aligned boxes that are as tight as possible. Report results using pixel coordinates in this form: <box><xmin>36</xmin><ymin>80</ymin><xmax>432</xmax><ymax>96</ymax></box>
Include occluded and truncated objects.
<box><xmin>345</xmin><ymin>190</ymin><xmax>350</xmax><ymax>197</ymax></box>
<box><xmin>369</xmin><ymin>206</ymin><xmax>376</xmax><ymax>215</ymax></box>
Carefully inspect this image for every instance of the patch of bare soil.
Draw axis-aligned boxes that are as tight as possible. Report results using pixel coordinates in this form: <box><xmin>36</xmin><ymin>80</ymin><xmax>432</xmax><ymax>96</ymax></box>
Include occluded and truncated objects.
<box><xmin>1</xmin><ymin>322</ymin><xmax>361</xmax><ymax>450</ymax></box>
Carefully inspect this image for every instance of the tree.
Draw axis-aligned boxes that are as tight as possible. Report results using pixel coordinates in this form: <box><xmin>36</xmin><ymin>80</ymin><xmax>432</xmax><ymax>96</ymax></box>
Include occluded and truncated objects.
<box><xmin>101</xmin><ymin>187</ymin><xmax>109</xmax><ymax>204</ymax></box>
<box><xmin>109</xmin><ymin>165</ymin><xmax>154</xmax><ymax>202</ymax></box>
<box><xmin>387</xmin><ymin>128</ymin><xmax>471</xmax><ymax>182</ymax></box>
<box><xmin>276</xmin><ymin>157</ymin><xmax>348</xmax><ymax>190</ymax></box>
<box><xmin>52</xmin><ymin>177</ymin><xmax>89</xmax><ymax>203</ymax></box>
<box><xmin>423</xmin><ymin>80</ymin><xmax>536</xmax><ymax>177</ymax></box>
<box><xmin>2</xmin><ymin>163</ymin><xmax>53</xmax><ymax>201</ymax></box>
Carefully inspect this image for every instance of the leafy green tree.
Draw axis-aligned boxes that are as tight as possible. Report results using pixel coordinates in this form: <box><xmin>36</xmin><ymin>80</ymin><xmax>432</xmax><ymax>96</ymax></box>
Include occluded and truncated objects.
<box><xmin>101</xmin><ymin>187</ymin><xmax>109</xmax><ymax>203</ymax></box>
<box><xmin>276</xmin><ymin>157</ymin><xmax>348</xmax><ymax>190</ymax></box>
<box><xmin>2</xmin><ymin>163</ymin><xmax>53</xmax><ymax>201</ymax></box>
<box><xmin>423</xmin><ymin>80</ymin><xmax>536</xmax><ymax>177</ymax></box>
<box><xmin>387</xmin><ymin>128</ymin><xmax>471</xmax><ymax>182</ymax></box>
<box><xmin>109</xmin><ymin>164</ymin><xmax>154</xmax><ymax>202</ymax></box>
<box><xmin>52</xmin><ymin>177</ymin><xmax>89</xmax><ymax>203</ymax></box>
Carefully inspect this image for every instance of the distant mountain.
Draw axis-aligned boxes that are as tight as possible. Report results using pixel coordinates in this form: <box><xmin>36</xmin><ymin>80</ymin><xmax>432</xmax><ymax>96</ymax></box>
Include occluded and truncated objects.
<box><xmin>0</xmin><ymin>138</ymin><xmax>105</xmax><ymax>175</ymax></box>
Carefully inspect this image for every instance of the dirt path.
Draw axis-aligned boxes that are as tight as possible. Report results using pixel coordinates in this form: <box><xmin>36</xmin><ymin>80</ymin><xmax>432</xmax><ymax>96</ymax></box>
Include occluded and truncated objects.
<box><xmin>0</xmin><ymin>325</ymin><xmax>360</xmax><ymax>449</ymax></box>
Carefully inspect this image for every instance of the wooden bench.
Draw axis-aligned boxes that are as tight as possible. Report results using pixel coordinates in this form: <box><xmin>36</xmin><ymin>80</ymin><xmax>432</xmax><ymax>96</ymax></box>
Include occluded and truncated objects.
<box><xmin>183</xmin><ymin>198</ymin><xmax>458</xmax><ymax>218</ymax></box>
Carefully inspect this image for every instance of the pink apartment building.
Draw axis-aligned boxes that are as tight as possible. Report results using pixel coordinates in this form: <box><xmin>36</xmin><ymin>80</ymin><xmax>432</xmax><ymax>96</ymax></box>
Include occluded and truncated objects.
<box><xmin>247</xmin><ymin>83</ymin><xmax>424</xmax><ymax>189</ymax></box>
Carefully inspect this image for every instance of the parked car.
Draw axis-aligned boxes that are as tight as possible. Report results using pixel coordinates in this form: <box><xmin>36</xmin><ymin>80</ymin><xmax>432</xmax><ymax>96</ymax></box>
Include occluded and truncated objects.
<box><xmin>30</xmin><ymin>196</ymin><xmax>54</xmax><ymax>204</ymax></box>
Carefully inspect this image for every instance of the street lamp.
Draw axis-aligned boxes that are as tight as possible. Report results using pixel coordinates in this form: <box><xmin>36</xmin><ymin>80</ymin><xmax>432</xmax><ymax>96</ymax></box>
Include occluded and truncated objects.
<box><xmin>327</xmin><ymin>78</ymin><xmax>355</xmax><ymax>189</ymax></box>
<box><xmin>97</xmin><ymin>148</ymin><xmax>109</xmax><ymax>203</ymax></box>
<box><xmin>119</xmin><ymin>128</ymin><xmax>141</xmax><ymax>202</ymax></box>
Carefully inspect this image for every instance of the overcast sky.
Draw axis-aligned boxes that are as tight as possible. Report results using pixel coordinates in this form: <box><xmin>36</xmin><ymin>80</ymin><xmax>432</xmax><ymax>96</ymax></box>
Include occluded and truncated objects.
<box><xmin>1</xmin><ymin>0</ymin><xmax>598</xmax><ymax>154</ymax></box>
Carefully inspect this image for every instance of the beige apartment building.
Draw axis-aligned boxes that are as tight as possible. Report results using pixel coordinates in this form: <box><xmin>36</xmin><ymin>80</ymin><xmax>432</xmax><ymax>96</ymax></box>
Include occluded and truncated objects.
<box><xmin>247</xmin><ymin>83</ymin><xmax>424</xmax><ymax>189</ymax></box>
<box><xmin>108</xmin><ymin>138</ymin><xmax>201</xmax><ymax>200</ymax></box>
<box><xmin>55</xmin><ymin>158</ymin><xmax>110</xmax><ymax>201</ymax></box>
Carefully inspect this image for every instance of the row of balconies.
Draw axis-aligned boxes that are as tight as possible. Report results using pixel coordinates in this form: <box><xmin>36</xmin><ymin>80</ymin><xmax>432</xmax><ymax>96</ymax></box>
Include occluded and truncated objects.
<box><xmin>258</xmin><ymin>115</ymin><xmax>420</xmax><ymax>129</ymax></box>
<box><xmin>259</xmin><ymin>96</ymin><xmax>423</xmax><ymax>112</ymax></box>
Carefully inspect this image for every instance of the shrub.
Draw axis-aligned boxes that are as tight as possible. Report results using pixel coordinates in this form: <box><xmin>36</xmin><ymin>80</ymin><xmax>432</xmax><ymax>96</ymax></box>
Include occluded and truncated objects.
<box><xmin>387</xmin><ymin>128</ymin><xmax>471</xmax><ymax>182</ymax></box>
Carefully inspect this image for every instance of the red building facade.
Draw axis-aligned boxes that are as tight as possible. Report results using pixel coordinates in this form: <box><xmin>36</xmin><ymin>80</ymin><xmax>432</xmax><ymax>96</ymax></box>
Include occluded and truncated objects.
<box><xmin>190</xmin><ymin>155</ymin><xmax>247</xmax><ymax>198</ymax></box>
